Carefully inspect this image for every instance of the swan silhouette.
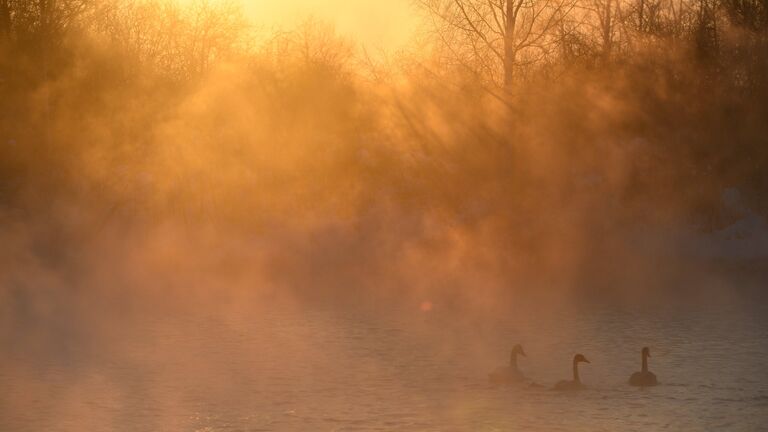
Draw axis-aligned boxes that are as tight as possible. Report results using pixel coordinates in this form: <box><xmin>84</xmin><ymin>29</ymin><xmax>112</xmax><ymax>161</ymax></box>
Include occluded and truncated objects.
<box><xmin>629</xmin><ymin>347</ymin><xmax>658</xmax><ymax>387</ymax></box>
<box><xmin>553</xmin><ymin>354</ymin><xmax>590</xmax><ymax>390</ymax></box>
<box><xmin>489</xmin><ymin>344</ymin><xmax>526</xmax><ymax>385</ymax></box>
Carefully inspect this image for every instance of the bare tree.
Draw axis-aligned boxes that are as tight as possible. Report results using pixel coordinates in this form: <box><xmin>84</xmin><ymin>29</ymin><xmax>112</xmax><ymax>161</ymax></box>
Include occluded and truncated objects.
<box><xmin>0</xmin><ymin>0</ymin><xmax>10</xmax><ymax>39</ymax></box>
<box><xmin>264</xmin><ymin>18</ymin><xmax>353</xmax><ymax>71</ymax></box>
<box><xmin>693</xmin><ymin>0</ymin><xmax>720</xmax><ymax>60</ymax></box>
<box><xmin>96</xmin><ymin>0</ymin><xmax>248</xmax><ymax>78</ymax></box>
<box><xmin>574</xmin><ymin>0</ymin><xmax>630</xmax><ymax>60</ymax></box>
<box><xmin>418</xmin><ymin>0</ymin><xmax>577</xmax><ymax>88</ymax></box>
<box><xmin>722</xmin><ymin>0</ymin><xmax>768</xmax><ymax>31</ymax></box>
<box><xmin>590</xmin><ymin>0</ymin><xmax>619</xmax><ymax>58</ymax></box>
<box><xmin>0</xmin><ymin>0</ymin><xmax>95</xmax><ymax>45</ymax></box>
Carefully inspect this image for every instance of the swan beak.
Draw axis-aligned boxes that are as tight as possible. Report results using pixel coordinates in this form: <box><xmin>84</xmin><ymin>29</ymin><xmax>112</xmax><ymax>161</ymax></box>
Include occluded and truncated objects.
<box><xmin>583</xmin><ymin>358</ymin><xmax>591</xmax><ymax>363</ymax></box>
<box><xmin>520</xmin><ymin>350</ymin><xmax>526</xmax><ymax>357</ymax></box>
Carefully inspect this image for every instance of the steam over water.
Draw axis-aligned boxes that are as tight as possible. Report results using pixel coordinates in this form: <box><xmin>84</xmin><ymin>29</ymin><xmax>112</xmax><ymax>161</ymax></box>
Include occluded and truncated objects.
<box><xmin>3</xmin><ymin>297</ymin><xmax>766</xmax><ymax>431</ymax></box>
<box><xmin>2</xmin><ymin>0</ymin><xmax>768</xmax><ymax>430</ymax></box>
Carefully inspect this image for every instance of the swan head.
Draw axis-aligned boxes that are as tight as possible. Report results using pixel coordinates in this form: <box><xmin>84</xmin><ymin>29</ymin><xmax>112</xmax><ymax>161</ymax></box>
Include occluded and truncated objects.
<box><xmin>574</xmin><ymin>354</ymin><xmax>590</xmax><ymax>364</ymax></box>
<box><xmin>642</xmin><ymin>347</ymin><xmax>651</xmax><ymax>357</ymax></box>
<box><xmin>512</xmin><ymin>344</ymin><xmax>526</xmax><ymax>357</ymax></box>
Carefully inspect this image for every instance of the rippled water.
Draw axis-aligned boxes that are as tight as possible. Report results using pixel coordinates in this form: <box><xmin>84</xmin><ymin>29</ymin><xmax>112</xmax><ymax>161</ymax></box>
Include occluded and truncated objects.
<box><xmin>3</xmin><ymin>298</ymin><xmax>767</xmax><ymax>431</ymax></box>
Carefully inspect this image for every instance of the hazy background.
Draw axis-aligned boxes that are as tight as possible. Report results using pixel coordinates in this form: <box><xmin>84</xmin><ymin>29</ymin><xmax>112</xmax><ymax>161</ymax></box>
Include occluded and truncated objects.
<box><xmin>1</xmin><ymin>0</ymin><xmax>767</xmax><ymax>430</ymax></box>
<box><xmin>240</xmin><ymin>0</ymin><xmax>419</xmax><ymax>50</ymax></box>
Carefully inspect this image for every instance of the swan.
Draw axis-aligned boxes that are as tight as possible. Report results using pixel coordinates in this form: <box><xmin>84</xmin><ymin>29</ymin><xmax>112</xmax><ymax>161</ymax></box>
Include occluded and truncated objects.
<box><xmin>489</xmin><ymin>344</ymin><xmax>526</xmax><ymax>385</ymax></box>
<box><xmin>553</xmin><ymin>354</ymin><xmax>590</xmax><ymax>391</ymax></box>
<box><xmin>629</xmin><ymin>347</ymin><xmax>658</xmax><ymax>387</ymax></box>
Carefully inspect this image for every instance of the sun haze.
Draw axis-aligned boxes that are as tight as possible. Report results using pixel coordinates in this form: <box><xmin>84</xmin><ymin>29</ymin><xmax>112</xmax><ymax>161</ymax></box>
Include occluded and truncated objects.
<box><xmin>242</xmin><ymin>0</ymin><xmax>419</xmax><ymax>50</ymax></box>
<box><xmin>2</xmin><ymin>0</ymin><xmax>768</xmax><ymax>431</ymax></box>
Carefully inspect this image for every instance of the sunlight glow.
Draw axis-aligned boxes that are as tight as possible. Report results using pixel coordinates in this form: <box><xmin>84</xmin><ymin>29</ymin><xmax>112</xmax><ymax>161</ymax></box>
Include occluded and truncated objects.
<box><xmin>192</xmin><ymin>0</ymin><xmax>420</xmax><ymax>50</ymax></box>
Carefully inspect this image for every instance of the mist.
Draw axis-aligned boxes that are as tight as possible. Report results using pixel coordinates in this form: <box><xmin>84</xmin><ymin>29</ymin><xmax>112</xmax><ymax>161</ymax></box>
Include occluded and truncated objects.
<box><xmin>1</xmin><ymin>0</ymin><xmax>767</xmax><ymax>430</ymax></box>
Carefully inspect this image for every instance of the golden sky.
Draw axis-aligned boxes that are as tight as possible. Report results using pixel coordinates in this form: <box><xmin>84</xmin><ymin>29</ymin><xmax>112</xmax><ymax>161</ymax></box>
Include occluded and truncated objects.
<box><xmin>243</xmin><ymin>0</ymin><xmax>420</xmax><ymax>50</ymax></box>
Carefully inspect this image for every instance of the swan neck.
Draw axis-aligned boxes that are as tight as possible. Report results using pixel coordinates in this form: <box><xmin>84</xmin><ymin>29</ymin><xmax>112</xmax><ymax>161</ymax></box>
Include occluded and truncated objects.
<box><xmin>573</xmin><ymin>360</ymin><xmax>580</xmax><ymax>382</ymax></box>
<box><xmin>642</xmin><ymin>352</ymin><xmax>648</xmax><ymax>373</ymax></box>
<box><xmin>509</xmin><ymin>352</ymin><xmax>518</xmax><ymax>369</ymax></box>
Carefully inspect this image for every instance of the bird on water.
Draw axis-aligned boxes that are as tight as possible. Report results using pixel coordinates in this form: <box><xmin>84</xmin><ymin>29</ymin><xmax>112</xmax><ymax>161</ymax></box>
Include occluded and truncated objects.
<box><xmin>553</xmin><ymin>353</ymin><xmax>590</xmax><ymax>391</ymax></box>
<box><xmin>489</xmin><ymin>344</ymin><xmax>527</xmax><ymax>385</ymax></box>
<box><xmin>629</xmin><ymin>347</ymin><xmax>658</xmax><ymax>387</ymax></box>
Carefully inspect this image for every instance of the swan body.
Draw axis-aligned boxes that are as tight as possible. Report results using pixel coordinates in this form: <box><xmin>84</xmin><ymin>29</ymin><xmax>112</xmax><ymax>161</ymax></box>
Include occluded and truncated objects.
<box><xmin>553</xmin><ymin>354</ymin><xmax>590</xmax><ymax>391</ymax></box>
<box><xmin>489</xmin><ymin>365</ymin><xmax>525</xmax><ymax>384</ymax></box>
<box><xmin>489</xmin><ymin>344</ymin><xmax>526</xmax><ymax>385</ymax></box>
<box><xmin>629</xmin><ymin>347</ymin><xmax>658</xmax><ymax>387</ymax></box>
<box><xmin>553</xmin><ymin>379</ymin><xmax>584</xmax><ymax>391</ymax></box>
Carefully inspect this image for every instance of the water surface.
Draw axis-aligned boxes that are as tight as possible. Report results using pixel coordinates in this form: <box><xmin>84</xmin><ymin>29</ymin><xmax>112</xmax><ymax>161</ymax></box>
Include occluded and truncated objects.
<box><xmin>2</xmin><ymin>298</ymin><xmax>767</xmax><ymax>431</ymax></box>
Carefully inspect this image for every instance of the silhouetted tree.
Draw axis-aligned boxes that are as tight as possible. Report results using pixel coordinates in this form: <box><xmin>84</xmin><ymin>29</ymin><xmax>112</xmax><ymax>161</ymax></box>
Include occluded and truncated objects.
<box><xmin>419</xmin><ymin>0</ymin><xmax>577</xmax><ymax>88</ymax></box>
<box><xmin>0</xmin><ymin>1</ymin><xmax>10</xmax><ymax>40</ymax></box>
<box><xmin>0</xmin><ymin>0</ymin><xmax>93</xmax><ymax>48</ymax></box>
<box><xmin>96</xmin><ymin>0</ymin><xmax>248</xmax><ymax>78</ymax></box>
<box><xmin>693</xmin><ymin>0</ymin><xmax>720</xmax><ymax>62</ymax></box>
<box><xmin>722</xmin><ymin>0</ymin><xmax>768</xmax><ymax>31</ymax></box>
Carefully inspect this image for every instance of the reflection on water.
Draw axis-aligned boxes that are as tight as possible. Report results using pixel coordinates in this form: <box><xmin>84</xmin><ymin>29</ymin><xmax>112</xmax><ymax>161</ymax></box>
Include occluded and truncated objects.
<box><xmin>2</xmin><ymin>299</ymin><xmax>767</xmax><ymax>431</ymax></box>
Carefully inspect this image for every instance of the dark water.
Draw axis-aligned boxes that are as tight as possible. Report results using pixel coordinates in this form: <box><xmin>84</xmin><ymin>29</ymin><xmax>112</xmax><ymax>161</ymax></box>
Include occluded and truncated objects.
<box><xmin>2</xmin><ymin>298</ymin><xmax>767</xmax><ymax>431</ymax></box>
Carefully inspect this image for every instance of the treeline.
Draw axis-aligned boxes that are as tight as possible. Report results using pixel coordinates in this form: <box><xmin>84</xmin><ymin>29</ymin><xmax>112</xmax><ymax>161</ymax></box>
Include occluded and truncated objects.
<box><xmin>419</xmin><ymin>0</ymin><xmax>768</xmax><ymax>87</ymax></box>
<box><xmin>0</xmin><ymin>0</ymin><xmax>766</xmax><ymax>298</ymax></box>
<box><xmin>0</xmin><ymin>0</ymin><xmax>342</xmax><ymax>221</ymax></box>
<box><xmin>414</xmin><ymin>0</ymin><xmax>768</xmax><ymax>226</ymax></box>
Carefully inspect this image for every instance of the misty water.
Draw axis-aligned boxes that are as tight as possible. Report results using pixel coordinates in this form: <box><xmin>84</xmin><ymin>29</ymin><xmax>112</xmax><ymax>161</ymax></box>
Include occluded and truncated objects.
<box><xmin>3</xmin><ymin>297</ymin><xmax>767</xmax><ymax>431</ymax></box>
<box><xmin>4</xmin><ymin>0</ymin><xmax>768</xmax><ymax>430</ymax></box>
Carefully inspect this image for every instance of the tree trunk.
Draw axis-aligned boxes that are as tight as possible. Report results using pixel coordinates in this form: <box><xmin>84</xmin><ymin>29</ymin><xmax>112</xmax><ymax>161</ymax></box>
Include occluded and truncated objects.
<box><xmin>503</xmin><ymin>0</ymin><xmax>518</xmax><ymax>88</ymax></box>
<box><xmin>602</xmin><ymin>0</ymin><xmax>613</xmax><ymax>60</ymax></box>
<box><xmin>39</xmin><ymin>0</ymin><xmax>58</xmax><ymax>40</ymax></box>
<box><xmin>0</xmin><ymin>0</ymin><xmax>10</xmax><ymax>39</ymax></box>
